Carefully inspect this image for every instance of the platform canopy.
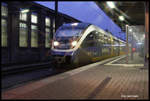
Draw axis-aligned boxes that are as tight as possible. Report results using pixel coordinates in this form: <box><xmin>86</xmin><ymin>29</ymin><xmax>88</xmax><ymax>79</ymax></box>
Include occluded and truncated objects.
<box><xmin>35</xmin><ymin>1</ymin><xmax>126</xmax><ymax>41</ymax></box>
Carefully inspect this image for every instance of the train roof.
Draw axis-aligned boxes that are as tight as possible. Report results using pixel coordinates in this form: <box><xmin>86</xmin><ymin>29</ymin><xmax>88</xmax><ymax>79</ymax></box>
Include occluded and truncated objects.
<box><xmin>59</xmin><ymin>23</ymin><xmax>126</xmax><ymax>43</ymax></box>
<box><xmin>93</xmin><ymin>24</ymin><xmax>126</xmax><ymax>43</ymax></box>
<box><xmin>61</xmin><ymin>23</ymin><xmax>91</xmax><ymax>29</ymax></box>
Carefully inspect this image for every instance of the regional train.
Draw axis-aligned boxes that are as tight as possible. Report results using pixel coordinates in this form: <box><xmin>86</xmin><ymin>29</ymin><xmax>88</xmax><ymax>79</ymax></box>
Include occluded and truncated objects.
<box><xmin>51</xmin><ymin>23</ymin><xmax>126</xmax><ymax>67</ymax></box>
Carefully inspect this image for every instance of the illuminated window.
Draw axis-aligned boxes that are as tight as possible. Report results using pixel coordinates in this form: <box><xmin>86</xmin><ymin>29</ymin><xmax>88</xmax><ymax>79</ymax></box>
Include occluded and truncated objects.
<box><xmin>19</xmin><ymin>23</ymin><xmax>28</xmax><ymax>47</ymax></box>
<box><xmin>45</xmin><ymin>17</ymin><xmax>50</xmax><ymax>27</ymax></box>
<box><xmin>31</xmin><ymin>13</ymin><xmax>37</xmax><ymax>23</ymax></box>
<box><xmin>1</xmin><ymin>3</ymin><xmax>8</xmax><ymax>47</ymax></box>
<box><xmin>45</xmin><ymin>28</ymin><xmax>51</xmax><ymax>48</ymax></box>
<box><xmin>19</xmin><ymin>9</ymin><xmax>28</xmax><ymax>21</ymax></box>
<box><xmin>31</xmin><ymin>25</ymin><xmax>38</xmax><ymax>47</ymax></box>
<box><xmin>53</xmin><ymin>19</ymin><xmax>55</xmax><ymax>33</ymax></box>
<box><xmin>104</xmin><ymin>36</ymin><xmax>108</xmax><ymax>43</ymax></box>
<box><xmin>1</xmin><ymin>19</ymin><xmax>7</xmax><ymax>47</ymax></box>
<box><xmin>1</xmin><ymin>3</ymin><xmax>7</xmax><ymax>17</ymax></box>
<box><xmin>45</xmin><ymin>17</ymin><xmax>51</xmax><ymax>48</ymax></box>
<box><xmin>98</xmin><ymin>33</ymin><xmax>104</xmax><ymax>43</ymax></box>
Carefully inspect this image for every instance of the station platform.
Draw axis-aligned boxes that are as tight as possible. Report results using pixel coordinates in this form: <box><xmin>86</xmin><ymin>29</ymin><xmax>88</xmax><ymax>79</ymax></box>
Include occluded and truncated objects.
<box><xmin>2</xmin><ymin>54</ymin><xmax>149</xmax><ymax>100</ymax></box>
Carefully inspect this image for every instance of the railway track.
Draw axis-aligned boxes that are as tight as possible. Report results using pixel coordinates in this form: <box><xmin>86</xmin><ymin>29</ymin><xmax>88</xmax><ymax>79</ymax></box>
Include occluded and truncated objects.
<box><xmin>2</xmin><ymin>62</ymin><xmax>53</xmax><ymax>76</ymax></box>
<box><xmin>1</xmin><ymin>63</ymin><xmax>77</xmax><ymax>91</ymax></box>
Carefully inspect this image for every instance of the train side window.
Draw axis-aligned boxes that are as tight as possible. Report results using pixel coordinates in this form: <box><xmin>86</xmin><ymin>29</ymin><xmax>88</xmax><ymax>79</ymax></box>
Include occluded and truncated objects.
<box><xmin>114</xmin><ymin>39</ymin><xmax>118</xmax><ymax>51</ymax></box>
<box><xmin>19</xmin><ymin>23</ymin><xmax>28</xmax><ymax>47</ymax></box>
<box><xmin>1</xmin><ymin>3</ymin><xmax>8</xmax><ymax>47</ymax></box>
<box><xmin>104</xmin><ymin>35</ymin><xmax>107</xmax><ymax>43</ymax></box>
<box><xmin>99</xmin><ymin>33</ymin><xmax>104</xmax><ymax>43</ymax></box>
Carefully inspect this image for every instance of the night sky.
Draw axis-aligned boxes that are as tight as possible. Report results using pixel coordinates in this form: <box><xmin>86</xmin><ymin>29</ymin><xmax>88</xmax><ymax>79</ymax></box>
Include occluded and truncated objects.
<box><xmin>35</xmin><ymin>1</ymin><xmax>126</xmax><ymax>41</ymax></box>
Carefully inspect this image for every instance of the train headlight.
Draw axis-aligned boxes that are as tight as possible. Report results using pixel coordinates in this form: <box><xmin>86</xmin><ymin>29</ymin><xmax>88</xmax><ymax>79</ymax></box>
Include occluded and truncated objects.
<box><xmin>71</xmin><ymin>41</ymin><xmax>77</xmax><ymax>47</ymax></box>
<box><xmin>53</xmin><ymin>41</ymin><xmax>59</xmax><ymax>46</ymax></box>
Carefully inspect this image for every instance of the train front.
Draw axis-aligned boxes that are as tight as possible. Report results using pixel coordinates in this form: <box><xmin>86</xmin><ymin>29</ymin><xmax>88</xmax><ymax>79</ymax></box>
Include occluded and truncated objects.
<box><xmin>51</xmin><ymin>23</ymin><xmax>88</xmax><ymax>65</ymax></box>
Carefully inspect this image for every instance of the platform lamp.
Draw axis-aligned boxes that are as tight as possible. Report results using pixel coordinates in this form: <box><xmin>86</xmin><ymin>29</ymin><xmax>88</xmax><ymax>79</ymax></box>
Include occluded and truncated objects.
<box><xmin>119</xmin><ymin>15</ymin><xmax>125</xmax><ymax>21</ymax></box>
<box><xmin>106</xmin><ymin>1</ymin><xmax>116</xmax><ymax>9</ymax></box>
<box><xmin>126</xmin><ymin>24</ymin><xmax>129</xmax><ymax>64</ymax></box>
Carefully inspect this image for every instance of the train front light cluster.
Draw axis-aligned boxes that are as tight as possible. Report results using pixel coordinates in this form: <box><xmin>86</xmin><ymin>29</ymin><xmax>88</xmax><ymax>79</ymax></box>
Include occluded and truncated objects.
<box><xmin>53</xmin><ymin>41</ymin><xmax>59</xmax><ymax>46</ymax></box>
<box><xmin>71</xmin><ymin>41</ymin><xmax>77</xmax><ymax>47</ymax></box>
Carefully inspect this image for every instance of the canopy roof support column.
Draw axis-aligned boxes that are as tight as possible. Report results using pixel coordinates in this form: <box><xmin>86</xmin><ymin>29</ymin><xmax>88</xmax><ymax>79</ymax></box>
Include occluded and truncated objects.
<box><xmin>55</xmin><ymin>1</ymin><xmax>58</xmax><ymax>34</ymax></box>
<box><xmin>144</xmin><ymin>1</ymin><xmax>149</xmax><ymax>67</ymax></box>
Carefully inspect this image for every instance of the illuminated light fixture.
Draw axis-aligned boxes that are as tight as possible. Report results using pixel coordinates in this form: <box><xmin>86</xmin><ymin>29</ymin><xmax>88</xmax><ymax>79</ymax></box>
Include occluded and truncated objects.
<box><xmin>137</xmin><ymin>42</ymin><xmax>142</xmax><ymax>45</ymax></box>
<box><xmin>143</xmin><ymin>34</ymin><xmax>145</xmax><ymax>38</ymax></box>
<box><xmin>71</xmin><ymin>41</ymin><xmax>77</xmax><ymax>47</ymax></box>
<box><xmin>71</xmin><ymin>23</ymin><xmax>78</xmax><ymax>26</ymax></box>
<box><xmin>53</xmin><ymin>41</ymin><xmax>59</xmax><ymax>46</ymax></box>
<box><xmin>21</xmin><ymin>9</ymin><xmax>29</xmax><ymax>13</ymax></box>
<box><xmin>119</xmin><ymin>16</ymin><xmax>125</xmax><ymax>21</ymax></box>
<box><xmin>129</xmin><ymin>28</ymin><xmax>132</xmax><ymax>32</ymax></box>
<box><xmin>106</xmin><ymin>2</ymin><xmax>115</xmax><ymax>9</ymax></box>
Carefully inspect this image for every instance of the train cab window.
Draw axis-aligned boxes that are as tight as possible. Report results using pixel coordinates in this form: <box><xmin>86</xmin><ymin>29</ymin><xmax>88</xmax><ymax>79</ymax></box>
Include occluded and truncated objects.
<box><xmin>19</xmin><ymin>23</ymin><xmax>28</xmax><ymax>47</ymax></box>
<box><xmin>92</xmin><ymin>31</ymin><xmax>99</xmax><ymax>40</ymax></box>
<box><xmin>19</xmin><ymin>8</ymin><xmax>29</xmax><ymax>21</ymax></box>
<box><xmin>85</xmin><ymin>32</ymin><xmax>95</xmax><ymax>47</ymax></box>
<box><xmin>1</xmin><ymin>3</ymin><xmax>8</xmax><ymax>47</ymax></box>
<box><xmin>88</xmin><ymin>34</ymin><xmax>94</xmax><ymax>40</ymax></box>
<box><xmin>114</xmin><ymin>39</ymin><xmax>119</xmax><ymax>51</ymax></box>
<box><xmin>31</xmin><ymin>25</ymin><xmax>38</xmax><ymax>47</ymax></box>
